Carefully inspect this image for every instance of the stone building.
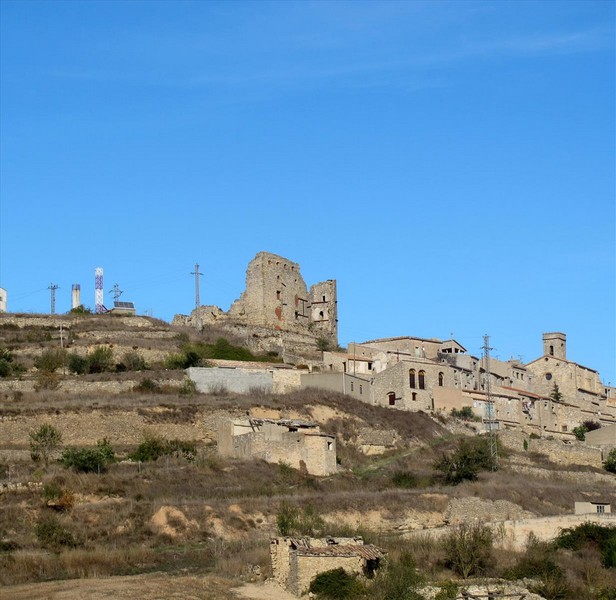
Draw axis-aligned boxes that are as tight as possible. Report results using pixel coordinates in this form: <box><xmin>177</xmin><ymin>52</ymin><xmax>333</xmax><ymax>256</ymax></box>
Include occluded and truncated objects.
<box><xmin>173</xmin><ymin>252</ymin><xmax>337</xmax><ymax>356</ymax></box>
<box><xmin>302</xmin><ymin>332</ymin><xmax>614</xmax><ymax>441</ymax></box>
<box><xmin>217</xmin><ymin>417</ymin><xmax>337</xmax><ymax>476</ymax></box>
<box><xmin>270</xmin><ymin>536</ymin><xmax>384</xmax><ymax>596</ymax></box>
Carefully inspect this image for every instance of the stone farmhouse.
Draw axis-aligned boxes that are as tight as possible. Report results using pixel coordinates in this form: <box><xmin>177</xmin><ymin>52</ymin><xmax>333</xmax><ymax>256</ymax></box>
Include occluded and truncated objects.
<box><xmin>270</xmin><ymin>536</ymin><xmax>384</xmax><ymax>596</ymax></box>
<box><xmin>174</xmin><ymin>251</ymin><xmax>337</xmax><ymax>356</ymax></box>
<box><xmin>301</xmin><ymin>332</ymin><xmax>616</xmax><ymax>440</ymax></box>
<box><xmin>217</xmin><ymin>417</ymin><xmax>337</xmax><ymax>476</ymax></box>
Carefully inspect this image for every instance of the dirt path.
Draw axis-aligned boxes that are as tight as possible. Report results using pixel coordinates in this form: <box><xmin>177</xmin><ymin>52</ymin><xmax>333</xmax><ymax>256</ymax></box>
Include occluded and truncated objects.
<box><xmin>2</xmin><ymin>573</ymin><xmax>237</xmax><ymax>600</ymax></box>
<box><xmin>231</xmin><ymin>580</ymin><xmax>297</xmax><ymax>599</ymax></box>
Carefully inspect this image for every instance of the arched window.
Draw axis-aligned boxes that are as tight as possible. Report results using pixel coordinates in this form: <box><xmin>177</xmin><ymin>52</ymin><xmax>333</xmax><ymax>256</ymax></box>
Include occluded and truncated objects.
<box><xmin>409</xmin><ymin>369</ymin><xmax>416</xmax><ymax>389</ymax></box>
<box><xmin>418</xmin><ymin>370</ymin><xmax>426</xmax><ymax>390</ymax></box>
<box><xmin>438</xmin><ymin>372</ymin><xmax>444</xmax><ymax>386</ymax></box>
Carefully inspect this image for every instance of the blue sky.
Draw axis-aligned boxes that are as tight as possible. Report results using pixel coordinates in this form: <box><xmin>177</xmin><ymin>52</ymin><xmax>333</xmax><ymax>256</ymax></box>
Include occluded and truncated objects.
<box><xmin>1</xmin><ymin>1</ymin><xmax>614</xmax><ymax>383</ymax></box>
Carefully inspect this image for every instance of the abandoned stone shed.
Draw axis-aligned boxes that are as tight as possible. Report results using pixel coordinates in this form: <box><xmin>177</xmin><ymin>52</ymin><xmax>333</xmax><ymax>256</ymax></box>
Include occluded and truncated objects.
<box><xmin>270</xmin><ymin>536</ymin><xmax>385</xmax><ymax>596</ymax></box>
<box><xmin>217</xmin><ymin>417</ymin><xmax>337</xmax><ymax>476</ymax></box>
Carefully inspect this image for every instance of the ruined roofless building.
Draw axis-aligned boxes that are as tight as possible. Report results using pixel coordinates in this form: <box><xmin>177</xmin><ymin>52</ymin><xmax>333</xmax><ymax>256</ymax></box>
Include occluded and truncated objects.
<box><xmin>174</xmin><ymin>252</ymin><xmax>338</xmax><ymax>353</ymax></box>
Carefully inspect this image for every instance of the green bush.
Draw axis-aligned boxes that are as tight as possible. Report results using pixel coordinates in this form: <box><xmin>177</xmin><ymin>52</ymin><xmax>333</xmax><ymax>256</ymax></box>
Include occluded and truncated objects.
<box><xmin>555</xmin><ymin>522</ymin><xmax>616</xmax><ymax>568</ymax></box>
<box><xmin>505</xmin><ymin>534</ymin><xmax>562</xmax><ymax>581</ymax></box>
<box><xmin>60</xmin><ymin>439</ymin><xmax>115</xmax><ymax>473</ymax></box>
<box><xmin>129</xmin><ymin>435</ymin><xmax>196</xmax><ymax>463</ymax></box>
<box><xmin>309</xmin><ymin>568</ymin><xmax>365</xmax><ymax>599</ymax></box>
<box><xmin>29</xmin><ymin>423</ymin><xmax>62</xmax><ymax>467</ymax></box>
<box><xmin>34</xmin><ymin>348</ymin><xmax>67</xmax><ymax>373</ymax></box>
<box><xmin>68</xmin><ymin>353</ymin><xmax>88</xmax><ymax>374</ymax></box>
<box><xmin>604</xmin><ymin>448</ymin><xmax>616</xmax><ymax>474</ymax></box>
<box><xmin>133</xmin><ymin>378</ymin><xmax>160</xmax><ymax>393</ymax></box>
<box><xmin>391</xmin><ymin>471</ymin><xmax>419</xmax><ymax>489</ymax></box>
<box><xmin>450</xmin><ymin>406</ymin><xmax>477</xmax><ymax>421</ymax></box>
<box><xmin>116</xmin><ymin>351</ymin><xmax>146</xmax><ymax>372</ymax></box>
<box><xmin>277</xmin><ymin>502</ymin><xmax>325</xmax><ymax>537</ymax></box>
<box><xmin>572</xmin><ymin>424</ymin><xmax>587</xmax><ymax>441</ymax></box>
<box><xmin>179</xmin><ymin>378</ymin><xmax>197</xmax><ymax>396</ymax></box>
<box><xmin>87</xmin><ymin>346</ymin><xmax>114</xmax><ymax>373</ymax></box>
<box><xmin>35</xmin><ymin>515</ymin><xmax>78</xmax><ymax>549</ymax></box>
<box><xmin>434</xmin><ymin>436</ymin><xmax>498</xmax><ymax>485</ymax></box>
<box><xmin>0</xmin><ymin>348</ymin><xmax>25</xmax><ymax>377</ymax></box>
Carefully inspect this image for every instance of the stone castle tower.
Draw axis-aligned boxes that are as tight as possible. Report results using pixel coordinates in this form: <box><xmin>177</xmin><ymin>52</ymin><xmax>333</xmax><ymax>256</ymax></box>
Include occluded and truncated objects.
<box><xmin>173</xmin><ymin>251</ymin><xmax>338</xmax><ymax>354</ymax></box>
<box><xmin>543</xmin><ymin>332</ymin><xmax>567</xmax><ymax>359</ymax></box>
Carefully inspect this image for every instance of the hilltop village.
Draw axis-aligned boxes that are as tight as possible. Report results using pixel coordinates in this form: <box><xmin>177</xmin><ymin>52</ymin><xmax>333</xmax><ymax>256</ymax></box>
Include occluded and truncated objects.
<box><xmin>1</xmin><ymin>251</ymin><xmax>615</xmax><ymax>599</ymax></box>
<box><xmin>174</xmin><ymin>251</ymin><xmax>616</xmax><ymax>445</ymax></box>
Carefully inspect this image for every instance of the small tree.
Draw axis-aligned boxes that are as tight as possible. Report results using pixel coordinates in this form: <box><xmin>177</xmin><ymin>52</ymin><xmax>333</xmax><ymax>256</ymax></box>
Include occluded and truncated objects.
<box><xmin>442</xmin><ymin>522</ymin><xmax>495</xmax><ymax>578</ymax></box>
<box><xmin>549</xmin><ymin>383</ymin><xmax>563</xmax><ymax>403</ymax></box>
<box><xmin>34</xmin><ymin>348</ymin><xmax>67</xmax><ymax>374</ymax></box>
<box><xmin>87</xmin><ymin>346</ymin><xmax>114</xmax><ymax>373</ymax></box>
<box><xmin>29</xmin><ymin>423</ymin><xmax>62</xmax><ymax>467</ymax></box>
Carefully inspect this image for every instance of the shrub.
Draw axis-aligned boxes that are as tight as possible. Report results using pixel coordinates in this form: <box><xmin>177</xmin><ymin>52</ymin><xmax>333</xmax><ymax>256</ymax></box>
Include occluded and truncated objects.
<box><xmin>87</xmin><ymin>346</ymin><xmax>114</xmax><ymax>373</ymax></box>
<box><xmin>34</xmin><ymin>348</ymin><xmax>67</xmax><ymax>373</ymax></box>
<box><xmin>60</xmin><ymin>439</ymin><xmax>115</xmax><ymax>473</ymax></box>
<box><xmin>133</xmin><ymin>378</ymin><xmax>160</xmax><ymax>393</ymax></box>
<box><xmin>29</xmin><ymin>423</ymin><xmax>62</xmax><ymax>467</ymax></box>
<box><xmin>450</xmin><ymin>406</ymin><xmax>477</xmax><ymax>421</ymax></box>
<box><xmin>277</xmin><ymin>502</ymin><xmax>325</xmax><ymax>537</ymax></box>
<box><xmin>179</xmin><ymin>378</ymin><xmax>197</xmax><ymax>397</ymax></box>
<box><xmin>555</xmin><ymin>522</ymin><xmax>616</xmax><ymax>568</ymax></box>
<box><xmin>572</xmin><ymin>425</ymin><xmax>587</xmax><ymax>441</ymax></box>
<box><xmin>0</xmin><ymin>348</ymin><xmax>25</xmax><ymax>377</ymax></box>
<box><xmin>434</xmin><ymin>436</ymin><xmax>498</xmax><ymax>485</ymax></box>
<box><xmin>309</xmin><ymin>567</ymin><xmax>365</xmax><ymax>599</ymax></box>
<box><xmin>68</xmin><ymin>353</ymin><xmax>88</xmax><ymax>375</ymax></box>
<box><xmin>370</xmin><ymin>552</ymin><xmax>423</xmax><ymax>600</ymax></box>
<box><xmin>43</xmin><ymin>483</ymin><xmax>74</xmax><ymax>511</ymax></box>
<box><xmin>117</xmin><ymin>351</ymin><xmax>146</xmax><ymax>372</ymax></box>
<box><xmin>505</xmin><ymin>534</ymin><xmax>562</xmax><ymax>580</ymax></box>
<box><xmin>391</xmin><ymin>471</ymin><xmax>419</xmax><ymax>489</ymax></box>
<box><xmin>35</xmin><ymin>515</ymin><xmax>78</xmax><ymax>549</ymax></box>
<box><xmin>604</xmin><ymin>448</ymin><xmax>616</xmax><ymax>474</ymax></box>
<box><xmin>442</xmin><ymin>522</ymin><xmax>494</xmax><ymax>578</ymax></box>
<box><xmin>434</xmin><ymin>582</ymin><xmax>459</xmax><ymax>600</ymax></box>
<box><xmin>129</xmin><ymin>435</ymin><xmax>196</xmax><ymax>463</ymax></box>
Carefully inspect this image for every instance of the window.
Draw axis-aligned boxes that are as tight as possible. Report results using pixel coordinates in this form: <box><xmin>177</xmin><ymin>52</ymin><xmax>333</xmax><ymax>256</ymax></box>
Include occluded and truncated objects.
<box><xmin>367</xmin><ymin>362</ymin><xmax>373</xmax><ymax>370</ymax></box>
<box><xmin>276</xmin><ymin>291</ymin><xmax>281</xmax><ymax>300</ymax></box>
<box><xmin>549</xmin><ymin>345</ymin><xmax>554</xmax><ymax>356</ymax></box>
<box><xmin>350</xmin><ymin>382</ymin><xmax>354</xmax><ymax>392</ymax></box>
<box><xmin>412</xmin><ymin>392</ymin><xmax>417</xmax><ymax>401</ymax></box>
<box><xmin>388</xmin><ymin>392</ymin><xmax>396</xmax><ymax>406</ymax></box>
<box><xmin>327</xmin><ymin>441</ymin><xmax>333</xmax><ymax>451</ymax></box>
<box><xmin>409</xmin><ymin>369</ymin><xmax>416</xmax><ymax>389</ymax></box>
<box><xmin>597</xmin><ymin>505</ymin><xmax>606</xmax><ymax>514</ymax></box>
<box><xmin>438</xmin><ymin>372</ymin><xmax>444</xmax><ymax>386</ymax></box>
<box><xmin>359</xmin><ymin>385</ymin><xmax>363</xmax><ymax>395</ymax></box>
<box><xmin>419</xmin><ymin>370</ymin><xmax>426</xmax><ymax>390</ymax></box>
<box><xmin>545</xmin><ymin>373</ymin><xmax>552</xmax><ymax>381</ymax></box>
<box><xmin>562</xmin><ymin>425</ymin><xmax>568</xmax><ymax>432</ymax></box>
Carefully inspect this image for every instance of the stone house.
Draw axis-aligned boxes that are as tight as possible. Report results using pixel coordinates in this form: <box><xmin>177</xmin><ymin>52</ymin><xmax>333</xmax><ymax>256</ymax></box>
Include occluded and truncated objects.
<box><xmin>270</xmin><ymin>536</ymin><xmax>384</xmax><ymax>596</ymax></box>
<box><xmin>217</xmin><ymin>418</ymin><xmax>337</xmax><ymax>476</ymax></box>
<box><xmin>303</xmin><ymin>332</ymin><xmax>614</xmax><ymax>441</ymax></box>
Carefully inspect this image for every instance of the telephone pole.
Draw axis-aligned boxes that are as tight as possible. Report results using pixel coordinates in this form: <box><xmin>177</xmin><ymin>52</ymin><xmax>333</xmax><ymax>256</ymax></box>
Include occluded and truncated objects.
<box><xmin>483</xmin><ymin>334</ymin><xmax>499</xmax><ymax>469</ymax></box>
<box><xmin>191</xmin><ymin>263</ymin><xmax>203</xmax><ymax>309</ymax></box>
<box><xmin>48</xmin><ymin>284</ymin><xmax>59</xmax><ymax>314</ymax></box>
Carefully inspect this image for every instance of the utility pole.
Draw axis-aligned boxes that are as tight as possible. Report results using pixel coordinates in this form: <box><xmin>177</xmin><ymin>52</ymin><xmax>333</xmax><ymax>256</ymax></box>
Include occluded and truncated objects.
<box><xmin>191</xmin><ymin>263</ymin><xmax>203</xmax><ymax>309</ymax></box>
<box><xmin>109</xmin><ymin>283</ymin><xmax>123</xmax><ymax>303</ymax></box>
<box><xmin>48</xmin><ymin>284</ymin><xmax>59</xmax><ymax>314</ymax></box>
<box><xmin>482</xmin><ymin>334</ymin><xmax>499</xmax><ymax>469</ymax></box>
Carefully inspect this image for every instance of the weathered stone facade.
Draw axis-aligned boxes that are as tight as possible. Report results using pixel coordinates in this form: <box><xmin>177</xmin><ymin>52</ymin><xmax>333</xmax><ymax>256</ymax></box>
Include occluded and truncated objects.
<box><xmin>303</xmin><ymin>332</ymin><xmax>614</xmax><ymax>447</ymax></box>
<box><xmin>270</xmin><ymin>536</ymin><xmax>384</xmax><ymax>596</ymax></box>
<box><xmin>217</xmin><ymin>417</ymin><xmax>337</xmax><ymax>476</ymax></box>
<box><xmin>173</xmin><ymin>252</ymin><xmax>337</xmax><ymax>355</ymax></box>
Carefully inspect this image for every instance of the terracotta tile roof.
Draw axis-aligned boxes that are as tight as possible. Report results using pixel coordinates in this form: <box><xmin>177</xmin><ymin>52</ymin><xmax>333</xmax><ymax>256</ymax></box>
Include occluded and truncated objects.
<box><xmin>297</xmin><ymin>544</ymin><xmax>384</xmax><ymax>560</ymax></box>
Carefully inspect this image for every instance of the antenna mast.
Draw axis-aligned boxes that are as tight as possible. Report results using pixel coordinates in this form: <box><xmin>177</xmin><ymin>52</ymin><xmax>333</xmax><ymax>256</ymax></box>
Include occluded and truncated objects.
<box><xmin>95</xmin><ymin>268</ymin><xmax>104</xmax><ymax>313</ymax></box>
<box><xmin>48</xmin><ymin>284</ymin><xmax>59</xmax><ymax>314</ymax></box>
<box><xmin>483</xmin><ymin>334</ymin><xmax>499</xmax><ymax>469</ymax></box>
<box><xmin>191</xmin><ymin>263</ymin><xmax>203</xmax><ymax>309</ymax></box>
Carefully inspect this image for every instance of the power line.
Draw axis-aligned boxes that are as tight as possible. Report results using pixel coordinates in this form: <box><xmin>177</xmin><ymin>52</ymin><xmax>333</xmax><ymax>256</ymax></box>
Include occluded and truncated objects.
<box><xmin>190</xmin><ymin>263</ymin><xmax>203</xmax><ymax>309</ymax></box>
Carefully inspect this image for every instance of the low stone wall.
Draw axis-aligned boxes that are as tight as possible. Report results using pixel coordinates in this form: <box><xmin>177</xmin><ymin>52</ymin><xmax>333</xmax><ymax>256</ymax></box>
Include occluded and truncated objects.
<box><xmin>500</xmin><ymin>429</ymin><xmax>602</xmax><ymax>467</ymax></box>
<box><xmin>405</xmin><ymin>513</ymin><xmax>616</xmax><ymax>551</ymax></box>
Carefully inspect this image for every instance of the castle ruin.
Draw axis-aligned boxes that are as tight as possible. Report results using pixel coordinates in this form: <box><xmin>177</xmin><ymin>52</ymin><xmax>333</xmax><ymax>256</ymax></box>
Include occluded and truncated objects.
<box><xmin>173</xmin><ymin>252</ymin><xmax>337</xmax><ymax>356</ymax></box>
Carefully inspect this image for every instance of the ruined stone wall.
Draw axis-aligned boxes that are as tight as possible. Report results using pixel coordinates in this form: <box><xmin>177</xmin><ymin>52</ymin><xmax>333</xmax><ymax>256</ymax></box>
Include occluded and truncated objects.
<box><xmin>293</xmin><ymin>555</ymin><xmax>364</xmax><ymax>596</ymax></box>
<box><xmin>499</xmin><ymin>429</ymin><xmax>603</xmax><ymax>467</ymax></box>
<box><xmin>172</xmin><ymin>252</ymin><xmax>338</xmax><ymax>354</ymax></box>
